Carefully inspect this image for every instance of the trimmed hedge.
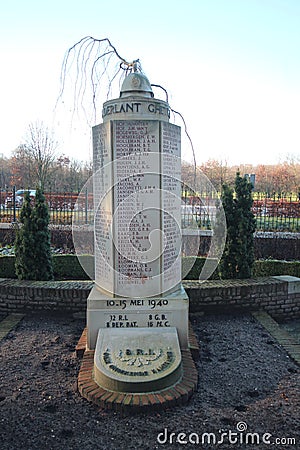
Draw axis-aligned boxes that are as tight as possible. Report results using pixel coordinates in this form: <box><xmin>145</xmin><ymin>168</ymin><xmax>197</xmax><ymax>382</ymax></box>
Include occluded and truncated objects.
<box><xmin>52</xmin><ymin>254</ymin><xmax>93</xmax><ymax>280</ymax></box>
<box><xmin>253</xmin><ymin>259</ymin><xmax>300</xmax><ymax>278</ymax></box>
<box><xmin>0</xmin><ymin>255</ymin><xmax>299</xmax><ymax>280</ymax></box>
<box><xmin>0</xmin><ymin>255</ymin><xmax>16</xmax><ymax>279</ymax></box>
<box><xmin>0</xmin><ymin>255</ymin><xmax>90</xmax><ymax>280</ymax></box>
<box><xmin>183</xmin><ymin>257</ymin><xmax>300</xmax><ymax>280</ymax></box>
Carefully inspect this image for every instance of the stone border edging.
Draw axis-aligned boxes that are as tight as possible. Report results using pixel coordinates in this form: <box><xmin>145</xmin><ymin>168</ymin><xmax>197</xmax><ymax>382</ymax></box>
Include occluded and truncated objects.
<box><xmin>252</xmin><ymin>311</ymin><xmax>300</xmax><ymax>365</ymax></box>
<box><xmin>0</xmin><ymin>314</ymin><xmax>25</xmax><ymax>341</ymax></box>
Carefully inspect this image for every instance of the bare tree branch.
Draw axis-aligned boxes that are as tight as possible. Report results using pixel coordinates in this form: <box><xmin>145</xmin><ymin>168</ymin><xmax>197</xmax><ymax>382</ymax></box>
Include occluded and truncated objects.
<box><xmin>55</xmin><ymin>36</ymin><xmax>198</xmax><ymax>172</ymax></box>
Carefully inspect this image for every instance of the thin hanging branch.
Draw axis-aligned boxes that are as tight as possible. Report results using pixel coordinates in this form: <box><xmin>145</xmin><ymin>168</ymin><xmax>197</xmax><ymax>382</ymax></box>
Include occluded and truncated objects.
<box><xmin>58</xmin><ymin>37</ymin><xmax>129</xmax><ymax>98</ymax></box>
<box><xmin>171</xmin><ymin>108</ymin><xmax>197</xmax><ymax>187</ymax></box>
<box><xmin>56</xmin><ymin>36</ymin><xmax>197</xmax><ymax>174</ymax></box>
<box><xmin>151</xmin><ymin>84</ymin><xmax>169</xmax><ymax>103</ymax></box>
<box><xmin>56</xmin><ymin>36</ymin><xmax>139</xmax><ymax>125</ymax></box>
<box><xmin>151</xmin><ymin>84</ymin><xmax>197</xmax><ymax>177</ymax></box>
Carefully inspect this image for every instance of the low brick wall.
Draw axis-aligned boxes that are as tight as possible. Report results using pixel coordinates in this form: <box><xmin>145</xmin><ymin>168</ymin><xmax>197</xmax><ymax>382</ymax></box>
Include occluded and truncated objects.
<box><xmin>185</xmin><ymin>276</ymin><xmax>300</xmax><ymax>320</ymax></box>
<box><xmin>0</xmin><ymin>277</ymin><xmax>299</xmax><ymax>320</ymax></box>
<box><xmin>0</xmin><ymin>279</ymin><xmax>93</xmax><ymax>314</ymax></box>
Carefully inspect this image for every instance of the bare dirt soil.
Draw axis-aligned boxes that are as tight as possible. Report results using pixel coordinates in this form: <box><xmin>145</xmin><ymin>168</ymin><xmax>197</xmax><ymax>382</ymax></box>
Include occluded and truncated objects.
<box><xmin>0</xmin><ymin>313</ymin><xmax>299</xmax><ymax>450</ymax></box>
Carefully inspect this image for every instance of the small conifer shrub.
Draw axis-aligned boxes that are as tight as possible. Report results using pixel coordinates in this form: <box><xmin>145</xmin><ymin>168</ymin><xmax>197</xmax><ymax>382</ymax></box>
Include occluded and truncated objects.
<box><xmin>15</xmin><ymin>188</ymin><xmax>53</xmax><ymax>280</ymax></box>
<box><xmin>219</xmin><ymin>172</ymin><xmax>256</xmax><ymax>279</ymax></box>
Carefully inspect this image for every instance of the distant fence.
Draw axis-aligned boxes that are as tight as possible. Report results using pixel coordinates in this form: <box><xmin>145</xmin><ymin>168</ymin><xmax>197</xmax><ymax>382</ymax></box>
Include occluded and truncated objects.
<box><xmin>181</xmin><ymin>190</ymin><xmax>300</xmax><ymax>232</ymax></box>
<box><xmin>0</xmin><ymin>187</ymin><xmax>299</xmax><ymax>232</ymax></box>
<box><xmin>252</xmin><ymin>195</ymin><xmax>300</xmax><ymax>232</ymax></box>
<box><xmin>0</xmin><ymin>188</ymin><xmax>92</xmax><ymax>226</ymax></box>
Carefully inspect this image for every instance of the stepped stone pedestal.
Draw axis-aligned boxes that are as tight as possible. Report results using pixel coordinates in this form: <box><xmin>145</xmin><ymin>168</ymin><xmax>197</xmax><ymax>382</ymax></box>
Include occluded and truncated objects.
<box><xmin>87</xmin><ymin>285</ymin><xmax>189</xmax><ymax>350</ymax></box>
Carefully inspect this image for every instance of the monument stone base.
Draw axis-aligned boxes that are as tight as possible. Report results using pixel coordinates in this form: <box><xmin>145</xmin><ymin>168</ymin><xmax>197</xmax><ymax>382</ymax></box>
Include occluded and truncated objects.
<box><xmin>94</xmin><ymin>327</ymin><xmax>182</xmax><ymax>393</ymax></box>
<box><xmin>87</xmin><ymin>284</ymin><xmax>190</xmax><ymax>350</ymax></box>
<box><xmin>76</xmin><ymin>324</ymin><xmax>199</xmax><ymax>414</ymax></box>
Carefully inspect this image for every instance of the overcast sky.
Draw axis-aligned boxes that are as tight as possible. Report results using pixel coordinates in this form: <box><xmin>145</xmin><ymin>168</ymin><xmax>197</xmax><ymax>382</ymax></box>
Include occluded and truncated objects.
<box><xmin>1</xmin><ymin>0</ymin><xmax>300</xmax><ymax>166</ymax></box>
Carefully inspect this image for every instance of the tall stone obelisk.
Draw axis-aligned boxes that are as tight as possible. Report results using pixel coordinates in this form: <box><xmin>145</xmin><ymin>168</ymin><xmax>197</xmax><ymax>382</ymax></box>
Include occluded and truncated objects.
<box><xmin>87</xmin><ymin>66</ymin><xmax>190</xmax><ymax>393</ymax></box>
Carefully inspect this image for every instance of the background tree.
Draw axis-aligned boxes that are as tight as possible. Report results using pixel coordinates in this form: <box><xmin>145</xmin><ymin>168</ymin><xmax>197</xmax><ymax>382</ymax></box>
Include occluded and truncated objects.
<box><xmin>24</xmin><ymin>121</ymin><xmax>58</xmax><ymax>190</ymax></box>
<box><xmin>51</xmin><ymin>156</ymin><xmax>92</xmax><ymax>192</ymax></box>
<box><xmin>2</xmin><ymin>144</ymin><xmax>300</xmax><ymax>197</ymax></box>
<box><xmin>9</xmin><ymin>145</ymin><xmax>34</xmax><ymax>188</ymax></box>
<box><xmin>219</xmin><ymin>172</ymin><xmax>256</xmax><ymax>279</ymax></box>
<box><xmin>0</xmin><ymin>154</ymin><xmax>11</xmax><ymax>189</ymax></box>
<box><xmin>199</xmin><ymin>159</ymin><xmax>230</xmax><ymax>193</ymax></box>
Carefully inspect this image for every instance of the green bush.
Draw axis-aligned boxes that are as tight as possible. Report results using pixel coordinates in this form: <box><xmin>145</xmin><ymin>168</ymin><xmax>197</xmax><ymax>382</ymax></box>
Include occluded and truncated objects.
<box><xmin>0</xmin><ymin>255</ymin><xmax>299</xmax><ymax>280</ymax></box>
<box><xmin>15</xmin><ymin>191</ymin><xmax>36</xmax><ymax>280</ymax></box>
<box><xmin>15</xmin><ymin>188</ymin><xmax>53</xmax><ymax>280</ymax></box>
<box><xmin>218</xmin><ymin>172</ymin><xmax>256</xmax><ymax>279</ymax></box>
<box><xmin>31</xmin><ymin>188</ymin><xmax>53</xmax><ymax>280</ymax></box>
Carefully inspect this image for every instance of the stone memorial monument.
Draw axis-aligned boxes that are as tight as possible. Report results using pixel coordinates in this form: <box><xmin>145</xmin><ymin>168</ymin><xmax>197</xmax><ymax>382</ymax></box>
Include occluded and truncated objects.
<box><xmin>78</xmin><ymin>64</ymin><xmax>198</xmax><ymax>411</ymax></box>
